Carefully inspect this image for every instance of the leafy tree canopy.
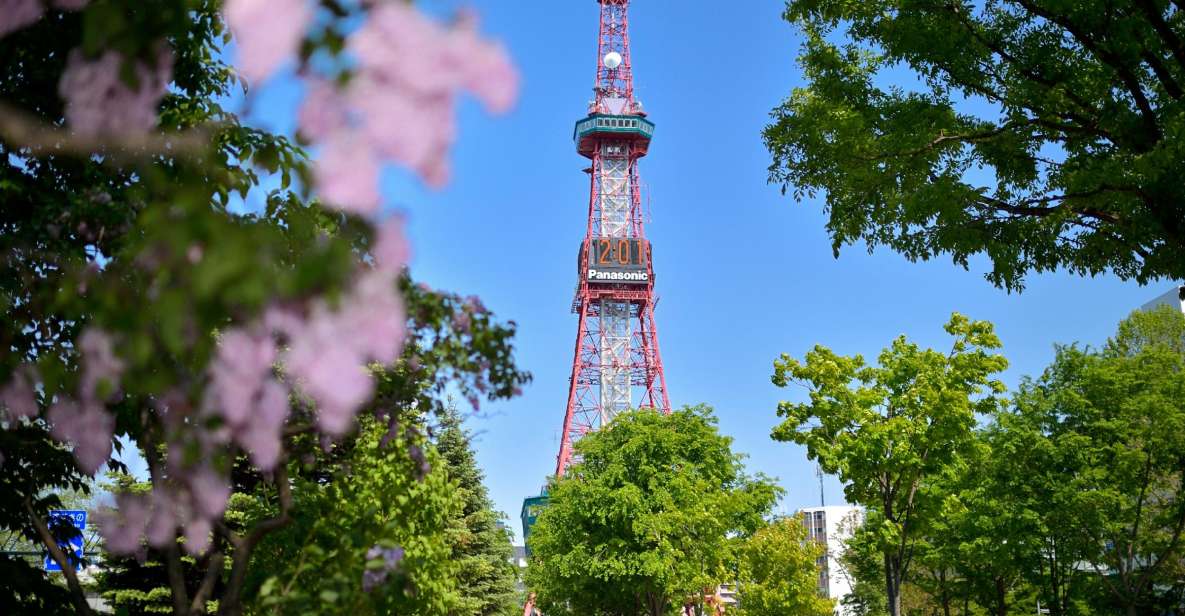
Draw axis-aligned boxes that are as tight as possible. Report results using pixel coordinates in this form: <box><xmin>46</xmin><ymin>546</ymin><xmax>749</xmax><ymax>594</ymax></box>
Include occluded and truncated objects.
<box><xmin>771</xmin><ymin>313</ymin><xmax>1008</xmax><ymax>616</ymax></box>
<box><xmin>526</xmin><ymin>406</ymin><xmax>780</xmax><ymax>616</ymax></box>
<box><xmin>734</xmin><ymin>517</ymin><xmax>833</xmax><ymax>616</ymax></box>
<box><xmin>765</xmin><ymin>0</ymin><xmax>1185</xmax><ymax>290</ymax></box>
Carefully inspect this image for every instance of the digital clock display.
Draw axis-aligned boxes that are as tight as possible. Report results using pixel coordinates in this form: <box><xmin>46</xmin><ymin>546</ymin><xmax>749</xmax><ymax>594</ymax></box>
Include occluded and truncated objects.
<box><xmin>585</xmin><ymin>237</ymin><xmax>651</xmax><ymax>284</ymax></box>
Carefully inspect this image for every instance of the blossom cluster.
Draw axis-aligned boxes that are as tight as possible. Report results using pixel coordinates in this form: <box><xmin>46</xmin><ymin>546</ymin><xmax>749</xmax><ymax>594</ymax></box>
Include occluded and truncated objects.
<box><xmin>1</xmin><ymin>1</ymin><xmax>170</xmax><ymax>138</ymax></box>
<box><xmin>226</xmin><ymin>0</ymin><xmax>519</xmax><ymax>210</ymax></box>
<box><xmin>94</xmin><ymin>218</ymin><xmax>410</xmax><ymax>556</ymax></box>
<box><xmin>58</xmin><ymin>46</ymin><xmax>172</xmax><ymax>137</ymax></box>
<box><xmin>0</xmin><ymin>0</ymin><xmax>88</xmax><ymax>38</ymax></box>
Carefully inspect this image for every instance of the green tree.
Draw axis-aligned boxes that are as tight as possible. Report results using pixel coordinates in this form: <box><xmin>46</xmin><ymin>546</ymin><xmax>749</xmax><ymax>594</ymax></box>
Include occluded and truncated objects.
<box><xmin>764</xmin><ymin>0</ymin><xmax>1185</xmax><ymax>290</ymax></box>
<box><xmin>734</xmin><ymin>517</ymin><xmax>834</xmax><ymax>616</ymax></box>
<box><xmin>1008</xmin><ymin>305</ymin><xmax>1185</xmax><ymax>616</ymax></box>
<box><xmin>526</xmin><ymin>405</ymin><xmax>780</xmax><ymax>616</ymax></box>
<box><xmin>435</xmin><ymin>406</ymin><xmax>518</xmax><ymax>616</ymax></box>
<box><xmin>241</xmin><ymin>415</ymin><xmax>459</xmax><ymax>616</ymax></box>
<box><xmin>771</xmin><ymin>314</ymin><xmax>1008</xmax><ymax>616</ymax></box>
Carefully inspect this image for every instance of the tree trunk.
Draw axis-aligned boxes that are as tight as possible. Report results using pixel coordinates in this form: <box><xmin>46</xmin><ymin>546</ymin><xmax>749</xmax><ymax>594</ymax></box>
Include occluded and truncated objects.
<box><xmin>940</xmin><ymin>569</ymin><xmax>952</xmax><ymax>616</ymax></box>
<box><xmin>995</xmin><ymin>576</ymin><xmax>1008</xmax><ymax>616</ymax></box>
<box><xmin>885</xmin><ymin>553</ymin><xmax>902</xmax><ymax>616</ymax></box>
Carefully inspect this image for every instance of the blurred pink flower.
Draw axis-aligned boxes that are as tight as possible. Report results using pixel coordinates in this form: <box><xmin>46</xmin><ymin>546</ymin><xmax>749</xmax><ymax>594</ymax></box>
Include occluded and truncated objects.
<box><xmin>287</xmin><ymin>314</ymin><xmax>375</xmax><ymax>435</ymax></box>
<box><xmin>0</xmin><ymin>0</ymin><xmax>42</xmax><ymax>38</ymax></box>
<box><xmin>447</xmin><ymin>10</ymin><xmax>518</xmax><ymax>113</ymax></box>
<box><xmin>303</xmin><ymin>3</ymin><xmax>518</xmax><ymax>202</ymax></box>
<box><xmin>96</xmin><ymin>494</ymin><xmax>150</xmax><ymax>554</ymax></box>
<box><xmin>145</xmin><ymin>490</ymin><xmax>178</xmax><ymax>548</ymax></box>
<box><xmin>183</xmin><ymin>516</ymin><xmax>212</xmax><ymax>555</ymax></box>
<box><xmin>339</xmin><ymin>270</ymin><xmax>406</xmax><ymax>364</ymax></box>
<box><xmin>298</xmin><ymin>78</ymin><xmax>347</xmax><ymax>142</ymax></box>
<box><xmin>224</xmin><ymin>0</ymin><xmax>311</xmax><ymax>84</ymax></box>
<box><xmin>78</xmin><ymin>327</ymin><xmax>124</xmax><ymax>399</ymax></box>
<box><xmin>47</xmin><ymin>399</ymin><xmax>113</xmax><ymax>475</ymax></box>
<box><xmin>373</xmin><ymin>216</ymin><xmax>410</xmax><ymax>274</ymax></box>
<box><xmin>188</xmin><ymin>466</ymin><xmax>231</xmax><ymax>519</ymax></box>
<box><xmin>239</xmin><ymin>379</ymin><xmax>287</xmax><ymax>469</ymax></box>
<box><xmin>314</xmin><ymin>132</ymin><xmax>381</xmax><ymax>213</ymax></box>
<box><xmin>0</xmin><ymin>365</ymin><xmax>38</xmax><ymax>422</ymax></box>
<box><xmin>53</xmin><ymin>0</ymin><xmax>90</xmax><ymax>10</ymax></box>
<box><xmin>209</xmin><ymin>329</ymin><xmax>276</xmax><ymax>426</ymax></box>
<box><xmin>58</xmin><ymin>46</ymin><xmax>172</xmax><ymax>136</ymax></box>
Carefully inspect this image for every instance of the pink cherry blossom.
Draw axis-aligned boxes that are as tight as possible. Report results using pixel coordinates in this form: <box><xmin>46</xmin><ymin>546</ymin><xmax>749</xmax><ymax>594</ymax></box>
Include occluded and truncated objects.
<box><xmin>287</xmin><ymin>317</ymin><xmax>375</xmax><ymax>435</ymax></box>
<box><xmin>96</xmin><ymin>494</ymin><xmax>150</xmax><ymax>554</ymax></box>
<box><xmin>183</xmin><ymin>515</ymin><xmax>212</xmax><ymax>555</ymax></box>
<box><xmin>0</xmin><ymin>0</ymin><xmax>42</xmax><ymax>38</ymax></box>
<box><xmin>447</xmin><ymin>10</ymin><xmax>518</xmax><ymax>114</ymax></box>
<box><xmin>53</xmin><ymin>0</ymin><xmax>90</xmax><ymax>9</ymax></box>
<box><xmin>145</xmin><ymin>490</ymin><xmax>179</xmax><ymax>548</ymax></box>
<box><xmin>47</xmin><ymin>399</ymin><xmax>113</xmax><ymax>475</ymax></box>
<box><xmin>1</xmin><ymin>365</ymin><xmax>38</xmax><ymax>422</ymax></box>
<box><xmin>373</xmin><ymin>216</ymin><xmax>410</xmax><ymax>273</ymax></box>
<box><xmin>238</xmin><ymin>379</ymin><xmax>287</xmax><ymax>469</ymax></box>
<box><xmin>188</xmin><ymin>466</ymin><xmax>231</xmax><ymax>519</ymax></box>
<box><xmin>297</xmin><ymin>3</ymin><xmax>518</xmax><ymax>201</ymax></box>
<box><xmin>209</xmin><ymin>329</ymin><xmax>276</xmax><ymax>426</ymax></box>
<box><xmin>58</xmin><ymin>46</ymin><xmax>172</xmax><ymax>137</ymax></box>
<box><xmin>338</xmin><ymin>270</ymin><xmax>406</xmax><ymax>365</ymax></box>
<box><xmin>298</xmin><ymin>78</ymin><xmax>347</xmax><ymax>142</ymax></box>
<box><xmin>223</xmin><ymin>0</ymin><xmax>311</xmax><ymax>85</ymax></box>
<box><xmin>314</xmin><ymin>132</ymin><xmax>381</xmax><ymax>213</ymax></box>
<box><xmin>78</xmin><ymin>327</ymin><xmax>124</xmax><ymax>399</ymax></box>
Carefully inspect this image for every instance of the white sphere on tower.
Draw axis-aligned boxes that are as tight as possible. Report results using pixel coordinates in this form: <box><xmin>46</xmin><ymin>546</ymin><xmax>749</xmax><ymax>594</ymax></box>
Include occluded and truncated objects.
<box><xmin>603</xmin><ymin>51</ymin><xmax>623</xmax><ymax>69</ymax></box>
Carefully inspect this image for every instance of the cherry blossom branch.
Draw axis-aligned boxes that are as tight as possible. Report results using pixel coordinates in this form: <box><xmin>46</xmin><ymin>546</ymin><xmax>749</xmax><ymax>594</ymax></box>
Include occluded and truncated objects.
<box><xmin>0</xmin><ymin>100</ymin><xmax>211</xmax><ymax>160</ymax></box>
<box><xmin>24</xmin><ymin>498</ymin><xmax>94</xmax><ymax>616</ymax></box>
<box><xmin>218</xmin><ymin>464</ymin><xmax>293</xmax><ymax>616</ymax></box>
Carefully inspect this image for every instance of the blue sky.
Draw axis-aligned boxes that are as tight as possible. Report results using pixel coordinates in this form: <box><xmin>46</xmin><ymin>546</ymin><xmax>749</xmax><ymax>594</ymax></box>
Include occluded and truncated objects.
<box><xmin>237</xmin><ymin>1</ymin><xmax>1175</xmax><ymax>542</ymax></box>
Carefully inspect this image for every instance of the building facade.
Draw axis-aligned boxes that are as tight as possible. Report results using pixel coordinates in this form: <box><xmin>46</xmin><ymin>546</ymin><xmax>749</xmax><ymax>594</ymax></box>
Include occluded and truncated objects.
<box><xmin>1141</xmin><ymin>285</ymin><xmax>1185</xmax><ymax>313</ymax></box>
<box><xmin>799</xmin><ymin>506</ymin><xmax>863</xmax><ymax>616</ymax></box>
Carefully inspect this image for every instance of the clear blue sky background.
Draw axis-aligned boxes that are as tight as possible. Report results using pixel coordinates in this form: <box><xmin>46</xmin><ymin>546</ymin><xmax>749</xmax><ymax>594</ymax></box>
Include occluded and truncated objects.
<box><xmin>236</xmin><ymin>1</ymin><xmax>1175</xmax><ymax>543</ymax></box>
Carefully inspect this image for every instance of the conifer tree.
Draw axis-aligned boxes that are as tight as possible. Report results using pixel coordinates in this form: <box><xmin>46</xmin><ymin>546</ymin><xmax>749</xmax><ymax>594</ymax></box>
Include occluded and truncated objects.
<box><xmin>436</xmin><ymin>407</ymin><xmax>519</xmax><ymax>616</ymax></box>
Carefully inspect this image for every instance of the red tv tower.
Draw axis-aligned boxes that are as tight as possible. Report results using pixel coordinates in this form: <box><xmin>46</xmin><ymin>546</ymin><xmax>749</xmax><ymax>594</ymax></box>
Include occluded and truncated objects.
<box><xmin>519</xmin><ymin>0</ymin><xmax>671</xmax><ymax>581</ymax></box>
<box><xmin>556</xmin><ymin>0</ymin><xmax>670</xmax><ymax>476</ymax></box>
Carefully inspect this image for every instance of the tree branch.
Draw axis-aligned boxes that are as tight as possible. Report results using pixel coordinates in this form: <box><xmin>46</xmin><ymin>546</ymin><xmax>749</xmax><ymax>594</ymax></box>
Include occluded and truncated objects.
<box><xmin>0</xmin><ymin>100</ymin><xmax>211</xmax><ymax>162</ymax></box>
<box><xmin>1013</xmin><ymin>0</ymin><xmax>1162</xmax><ymax>143</ymax></box>
<box><xmin>1133</xmin><ymin>0</ymin><xmax>1185</xmax><ymax>74</ymax></box>
<box><xmin>191</xmin><ymin>550</ymin><xmax>225</xmax><ymax>615</ymax></box>
<box><xmin>25</xmin><ymin>498</ymin><xmax>94</xmax><ymax>616</ymax></box>
<box><xmin>218</xmin><ymin>464</ymin><xmax>293</xmax><ymax>616</ymax></box>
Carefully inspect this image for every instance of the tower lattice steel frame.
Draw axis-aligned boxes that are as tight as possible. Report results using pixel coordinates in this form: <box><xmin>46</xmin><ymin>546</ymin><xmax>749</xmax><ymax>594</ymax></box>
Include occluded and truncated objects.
<box><xmin>522</xmin><ymin>2</ymin><xmax>670</xmax><ymax>613</ymax></box>
<box><xmin>555</xmin><ymin>0</ymin><xmax>670</xmax><ymax>478</ymax></box>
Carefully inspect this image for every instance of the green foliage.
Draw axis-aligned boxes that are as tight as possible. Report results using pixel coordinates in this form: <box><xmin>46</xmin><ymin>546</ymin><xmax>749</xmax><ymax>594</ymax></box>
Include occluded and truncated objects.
<box><xmin>244</xmin><ymin>417</ymin><xmax>459</xmax><ymax>616</ymax></box>
<box><xmin>435</xmin><ymin>406</ymin><xmax>519</xmax><ymax>616</ymax></box>
<box><xmin>526</xmin><ymin>405</ymin><xmax>780</xmax><ymax>616</ymax></box>
<box><xmin>765</xmin><ymin>0</ymin><xmax>1185</xmax><ymax>290</ymax></box>
<box><xmin>829</xmin><ymin>307</ymin><xmax>1185</xmax><ymax>616</ymax></box>
<box><xmin>771</xmin><ymin>313</ymin><xmax>1008</xmax><ymax>616</ymax></box>
<box><xmin>1005</xmin><ymin>305</ymin><xmax>1185</xmax><ymax>614</ymax></box>
<box><xmin>734</xmin><ymin>518</ymin><xmax>833</xmax><ymax>616</ymax></box>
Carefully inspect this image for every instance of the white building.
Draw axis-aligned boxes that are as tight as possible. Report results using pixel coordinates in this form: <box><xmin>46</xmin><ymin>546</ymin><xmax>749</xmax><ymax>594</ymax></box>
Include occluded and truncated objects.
<box><xmin>1141</xmin><ymin>285</ymin><xmax>1185</xmax><ymax>313</ymax></box>
<box><xmin>799</xmin><ymin>506</ymin><xmax>863</xmax><ymax>616</ymax></box>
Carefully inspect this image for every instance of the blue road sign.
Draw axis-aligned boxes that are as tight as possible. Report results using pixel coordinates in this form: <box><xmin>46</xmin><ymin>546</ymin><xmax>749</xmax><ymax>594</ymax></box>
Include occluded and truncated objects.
<box><xmin>43</xmin><ymin>510</ymin><xmax>86</xmax><ymax>572</ymax></box>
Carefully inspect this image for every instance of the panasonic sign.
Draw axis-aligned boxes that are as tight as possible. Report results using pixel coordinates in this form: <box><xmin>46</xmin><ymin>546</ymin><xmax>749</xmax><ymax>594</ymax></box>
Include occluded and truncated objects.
<box><xmin>587</xmin><ymin>269</ymin><xmax>649</xmax><ymax>284</ymax></box>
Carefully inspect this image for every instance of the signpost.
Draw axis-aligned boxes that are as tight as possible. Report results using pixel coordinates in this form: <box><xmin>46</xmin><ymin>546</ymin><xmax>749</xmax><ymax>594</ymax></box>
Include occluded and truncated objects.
<box><xmin>43</xmin><ymin>510</ymin><xmax>87</xmax><ymax>572</ymax></box>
